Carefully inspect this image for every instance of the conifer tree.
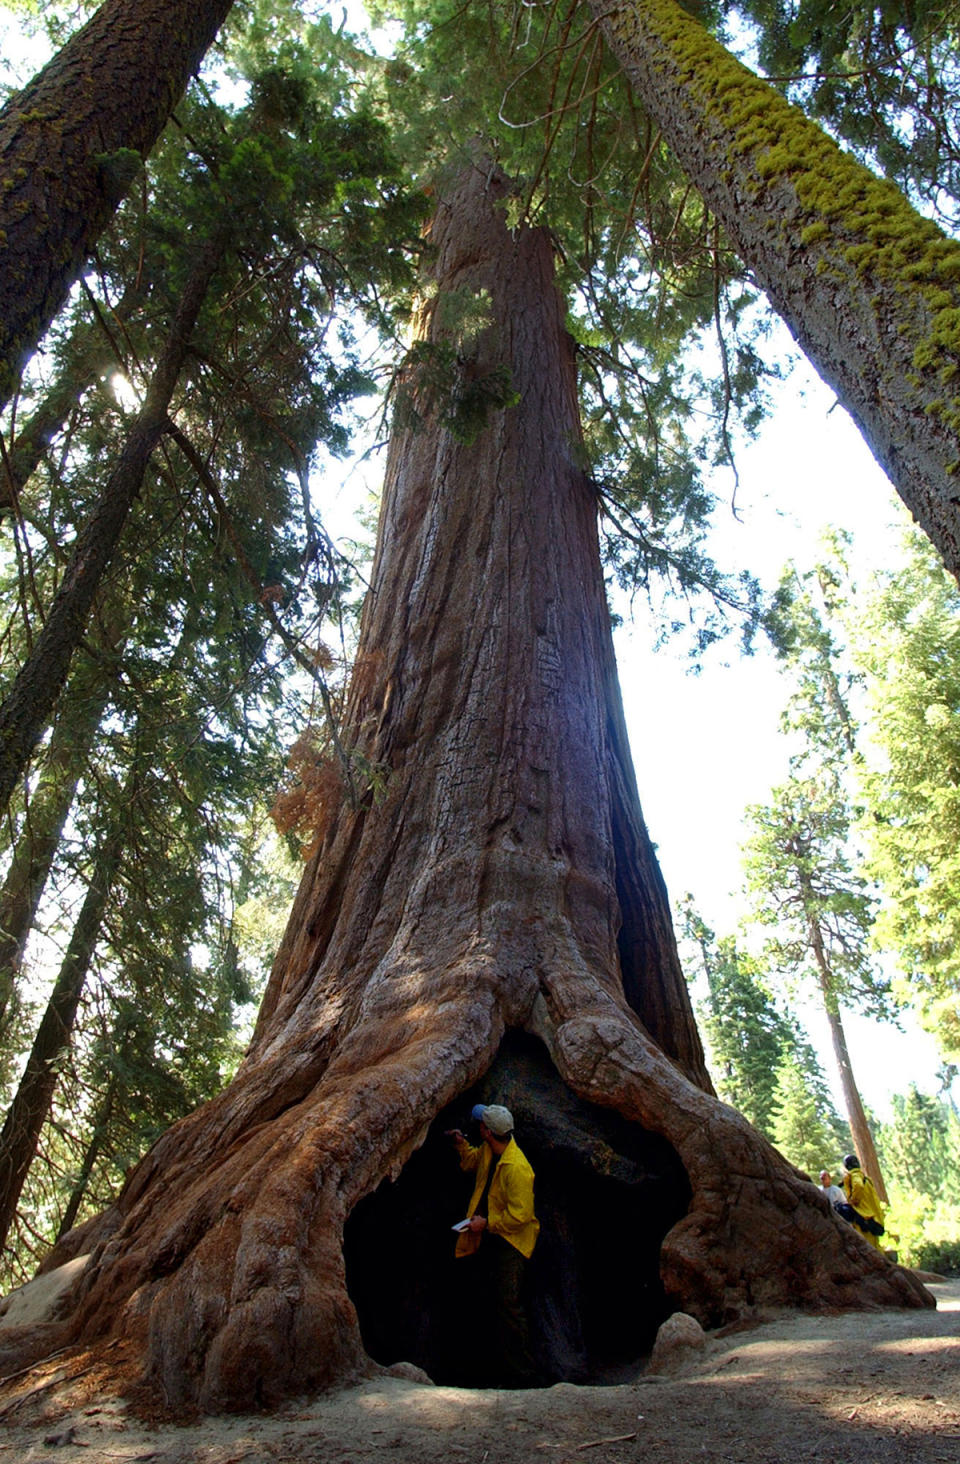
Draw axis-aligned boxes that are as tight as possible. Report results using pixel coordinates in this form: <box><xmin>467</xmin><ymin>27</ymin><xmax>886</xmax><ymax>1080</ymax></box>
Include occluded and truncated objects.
<box><xmin>5</xmin><ymin>162</ymin><xmax>923</xmax><ymax>1415</ymax></box>
<box><xmin>0</xmin><ymin>0</ymin><xmax>236</xmax><ymax>406</ymax></box>
<box><xmin>852</xmin><ymin>531</ymin><xmax>960</xmax><ymax>1058</ymax></box>
<box><xmin>770</xmin><ymin>1047</ymin><xmax>849</xmax><ymax>1178</ymax></box>
<box><xmin>680</xmin><ymin>901</ymin><xmax>793</xmax><ymax>1137</ymax></box>
<box><xmin>0</xmin><ymin>0</ymin><xmax>948</xmax><ymax>1407</ymax></box>
<box><xmin>742</xmin><ymin>554</ymin><xmax>892</xmax><ymax>1200</ymax></box>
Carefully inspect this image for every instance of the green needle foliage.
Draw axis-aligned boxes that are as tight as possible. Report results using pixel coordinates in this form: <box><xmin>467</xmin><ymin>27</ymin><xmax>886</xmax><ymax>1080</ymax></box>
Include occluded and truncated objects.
<box><xmin>852</xmin><ymin>529</ymin><xmax>960</xmax><ymax>1060</ymax></box>
<box><xmin>680</xmin><ymin>899</ymin><xmax>794</xmax><ymax>1134</ymax></box>
<box><xmin>732</xmin><ymin>0</ymin><xmax>960</xmax><ymax>227</ymax></box>
<box><xmin>679</xmin><ymin>897</ymin><xmax>845</xmax><ymax>1159</ymax></box>
<box><xmin>769</xmin><ymin>1045</ymin><xmax>849</xmax><ymax>1177</ymax></box>
<box><xmin>362</xmin><ymin>0</ymin><xmax>775</xmax><ymax>650</ymax></box>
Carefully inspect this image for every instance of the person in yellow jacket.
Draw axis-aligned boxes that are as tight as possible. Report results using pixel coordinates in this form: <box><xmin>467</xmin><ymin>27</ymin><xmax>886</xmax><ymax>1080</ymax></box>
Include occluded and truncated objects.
<box><xmin>447</xmin><ymin>1103</ymin><xmax>539</xmax><ymax>1386</ymax></box>
<box><xmin>842</xmin><ymin>1154</ymin><xmax>886</xmax><ymax>1249</ymax></box>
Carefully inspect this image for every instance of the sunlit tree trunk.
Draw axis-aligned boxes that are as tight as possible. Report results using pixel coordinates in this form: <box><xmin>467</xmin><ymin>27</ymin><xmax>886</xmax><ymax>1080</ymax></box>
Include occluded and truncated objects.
<box><xmin>14</xmin><ymin>161</ymin><xmax>928</xmax><ymax>1413</ymax></box>
<box><xmin>590</xmin><ymin>0</ymin><xmax>960</xmax><ymax>579</ymax></box>
<box><xmin>793</xmin><ymin>860</ymin><xmax>888</xmax><ymax>1202</ymax></box>
<box><xmin>0</xmin><ymin>0</ymin><xmax>234</xmax><ymax>407</ymax></box>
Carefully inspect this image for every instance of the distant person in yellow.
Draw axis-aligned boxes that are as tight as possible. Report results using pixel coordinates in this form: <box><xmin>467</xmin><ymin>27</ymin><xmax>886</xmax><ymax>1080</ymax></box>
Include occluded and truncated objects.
<box><xmin>447</xmin><ymin>1103</ymin><xmax>539</xmax><ymax>1386</ymax></box>
<box><xmin>842</xmin><ymin>1154</ymin><xmax>886</xmax><ymax>1249</ymax></box>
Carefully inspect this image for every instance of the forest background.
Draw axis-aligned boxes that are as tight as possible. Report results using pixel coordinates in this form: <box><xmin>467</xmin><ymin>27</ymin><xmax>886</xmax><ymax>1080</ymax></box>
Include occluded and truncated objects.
<box><xmin>0</xmin><ymin>0</ymin><xmax>959</xmax><ymax>1301</ymax></box>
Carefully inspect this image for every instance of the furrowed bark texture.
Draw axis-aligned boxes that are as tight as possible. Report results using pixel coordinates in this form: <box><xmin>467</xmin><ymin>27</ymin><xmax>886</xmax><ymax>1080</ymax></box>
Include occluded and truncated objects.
<box><xmin>589</xmin><ymin>0</ymin><xmax>960</xmax><ymax>579</ymax></box>
<box><xmin>33</xmin><ymin>163</ymin><xmax>929</xmax><ymax>1414</ymax></box>
<box><xmin>0</xmin><ymin>0</ymin><xmax>234</xmax><ymax>406</ymax></box>
<box><xmin>823</xmin><ymin>1000</ymin><xmax>888</xmax><ymax>1204</ymax></box>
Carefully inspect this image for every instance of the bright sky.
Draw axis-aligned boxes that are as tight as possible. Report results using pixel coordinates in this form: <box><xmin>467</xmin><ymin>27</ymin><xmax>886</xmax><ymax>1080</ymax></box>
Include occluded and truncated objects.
<box><xmin>614</xmin><ymin>341</ymin><xmax>945</xmax><ymax>1121</ymax></box>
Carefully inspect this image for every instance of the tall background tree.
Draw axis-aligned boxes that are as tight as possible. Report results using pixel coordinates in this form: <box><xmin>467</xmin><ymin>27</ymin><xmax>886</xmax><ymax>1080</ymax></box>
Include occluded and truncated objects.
<box><xmin>0</xmin><ymin>14</ymin><xmax>421</xmax><ymax>1284</ymax></box>
<box><xmin>852</xmin><ymin>530</ymin><xmax>960</xmax><ymax>1060</ymax></box>
<box><xmin>679</xmin><ymin>899</ymin><xmax>849</xmax><ymax>1167</ymax></box>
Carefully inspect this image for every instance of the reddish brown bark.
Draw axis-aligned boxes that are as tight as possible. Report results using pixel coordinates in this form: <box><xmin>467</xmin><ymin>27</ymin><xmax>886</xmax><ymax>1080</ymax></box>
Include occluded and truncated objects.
<box><xmin>18</xmin><ymin>162</ymin><xmax>929</xmax><ymax>1413</ymax></box>
<box><xmin>0</xmin><ymin>0</ymin><xmax>234</xmax><ymax>406</ymax></box>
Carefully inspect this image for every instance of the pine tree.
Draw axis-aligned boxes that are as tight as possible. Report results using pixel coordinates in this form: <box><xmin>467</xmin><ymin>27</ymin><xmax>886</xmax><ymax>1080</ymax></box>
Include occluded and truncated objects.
<box><xmin>852</xmin><ymin>530</ymin><xmax>960</xmax><ymax>1058</ymax></box>
<box><xmin>771</xmin><ymin>1047</ymin><xmax>848</xmax><ymax>1178</ymax></box>
<box><xmin>0</xmin><ymin>0</ymin><xmax>236</xmax><ymax>405</ymax></box>
<box><xmin>680</xmin><ymin>901</ymin><xmax>793</xmax><ymax>1137</ymax></box>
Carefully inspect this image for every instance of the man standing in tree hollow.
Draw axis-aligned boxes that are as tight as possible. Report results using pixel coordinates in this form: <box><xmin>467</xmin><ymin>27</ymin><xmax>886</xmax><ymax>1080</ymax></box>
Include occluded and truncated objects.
<box><xmin>447</xmin><ymin>1103</ymin><xmax>540</xmax><ymax>1386</ymax></box>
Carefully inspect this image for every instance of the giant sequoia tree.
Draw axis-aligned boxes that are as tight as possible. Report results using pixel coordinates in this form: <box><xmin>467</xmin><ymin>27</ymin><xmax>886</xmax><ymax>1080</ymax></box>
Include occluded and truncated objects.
<box><xmin>2</xmin><ymin>162</ymin><xmax>927</xmax><ymax>1412</ymax></box>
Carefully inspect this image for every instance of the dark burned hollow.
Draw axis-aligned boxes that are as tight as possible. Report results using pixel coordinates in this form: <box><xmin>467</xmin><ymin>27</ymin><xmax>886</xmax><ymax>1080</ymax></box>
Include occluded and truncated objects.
<box><xmin>343</xmin><ymin>1031</ymin><xmax>691</xmax><ymax>1387</ymax></box>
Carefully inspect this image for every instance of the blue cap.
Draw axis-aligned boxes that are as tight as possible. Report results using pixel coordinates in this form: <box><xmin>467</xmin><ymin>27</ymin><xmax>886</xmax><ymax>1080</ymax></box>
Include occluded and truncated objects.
<box><xmin>471</xmin><ymin>1103</ymin><xmax>486</xmax><ymax>1122</ymax></box>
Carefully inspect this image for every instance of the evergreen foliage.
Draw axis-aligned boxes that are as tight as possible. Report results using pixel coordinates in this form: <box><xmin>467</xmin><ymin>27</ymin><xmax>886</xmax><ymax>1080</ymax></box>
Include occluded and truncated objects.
<box><xmin>732</xmin><ymin>0</ymin><xmax>960</xmax><ymax>227</ymax></box>
<box><xmin>851</xmin><ymin>531</ymin><xmax>960</xmax><ymax>1060</ymax></box>
<box><xmin>680</xmin><ymin>900</ymin><xmax>791</xmax><ymax>1135</ymax></box>
<box><xmin>0</xmin><ymin>13</ymin><xmax>423</xmax><ymax>1276</ymax></box>
<box><xmin>769</xmin><ymin>1044</ymin><xmax>849</xmax><ymax>1178</ymax></box>
<box><xmin>680</xmin><ymin>898</ymin><xmax>846</xmax><ymax>1166</ymax></box>
<box><xmin>878</xmin><ymin>1083</ymin><xmax>960</xmax><ymax>1206</ymax></box>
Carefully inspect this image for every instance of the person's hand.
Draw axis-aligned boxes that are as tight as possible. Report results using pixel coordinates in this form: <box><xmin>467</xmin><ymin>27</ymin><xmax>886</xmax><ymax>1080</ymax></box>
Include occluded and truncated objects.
<box><xmin>445</xmin><ymin>1128</ymin><xmax>465</xmax><ymax>1143</ymax></box>
<box><xmin>468</xmin><ymin>1215</ymin><xmax>487</xmax><ymax>1233</ymax></box>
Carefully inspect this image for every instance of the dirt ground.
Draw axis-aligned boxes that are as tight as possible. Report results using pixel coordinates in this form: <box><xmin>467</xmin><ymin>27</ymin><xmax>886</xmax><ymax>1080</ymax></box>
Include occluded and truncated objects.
<box><xmin>0</xmin><ymin>1277</ymin><xmax>957</xmax><ymax>1463</ymax></box>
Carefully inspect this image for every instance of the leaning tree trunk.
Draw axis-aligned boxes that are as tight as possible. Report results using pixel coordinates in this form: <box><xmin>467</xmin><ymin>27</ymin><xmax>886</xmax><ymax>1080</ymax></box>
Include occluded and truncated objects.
<box><xmin>0</xmin><ymin>666</ymin><xmax>115</xmax><ymax>1031</ymax></box>
<box><xmin>588</xmin><ymin>0</ymin><xmax>960</xmax><ymax>580</ymax></box>
<box><xmin>822</xmin><ymin>1001</ymin><xmax>888</xmax><ymax>1203</ymax></box>
<box><xmin>1</xmin><ymin>281</ymin><xmax>141</xmax><ymax>523</ymax></box>
<box><xmin>0</xmin><ymin>0</ymin><xmax>234</xmax><ymax>408</ymax></box>
<box><xmin>25</xmin><ymin>160</ymin><xmax>929</xmax><ymax>1414</ymax></box>
<box><xmin>0</xmin><ymin>231</ymin><xmax>225</xmax><ymax>817</ymax></box>
<box><xmin>803</xmin><ymin>882</ymin><xmax>889</xmax><ymax>1203</ymax></box>
<box><xmin>0</xmin><ymin>818</ymin><xmax>124</xmax><ymax>1250</ymax></box>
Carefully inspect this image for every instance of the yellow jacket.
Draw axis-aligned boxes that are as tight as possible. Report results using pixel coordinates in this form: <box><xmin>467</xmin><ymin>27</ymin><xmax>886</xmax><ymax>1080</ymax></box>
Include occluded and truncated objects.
<box><xmin>454</xmin><ymin>1135</ymin><xmax>540</xmax><ymax>1259</ymax></box>
<box><xmin>844</xmin><ymin>1166</ymin><xmax>885</xmax><ymax>1226</ymax></box>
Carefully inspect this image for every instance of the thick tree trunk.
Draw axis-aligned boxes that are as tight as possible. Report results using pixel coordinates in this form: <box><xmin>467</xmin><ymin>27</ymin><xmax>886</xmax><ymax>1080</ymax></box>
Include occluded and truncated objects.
<box><xmin>0</xmin><ymin>823</ymin><xmax>123</xmax><ymax>1250</ymax></box>
<box><xmin>589</xmin><ymin>0</ymin><xmax>960</xmax><ymax>580</ymax></box>
<box><xmin>0</xmin><ymin>0</ymin><xmax>234</xmax><ymax>407</ymax></box>
<box><xmin>0</xmin><ymin>233</ymin><xmax>224</xmax><ymax>816</ymax></box>
<box><xmin>25</xmin><ymin>161</ymin><xmax>929</xmax><ymax>1414</ymax></box>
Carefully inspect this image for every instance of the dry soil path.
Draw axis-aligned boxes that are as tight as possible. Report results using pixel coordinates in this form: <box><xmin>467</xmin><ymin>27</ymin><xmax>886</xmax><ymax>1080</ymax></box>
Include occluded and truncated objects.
<box><xmin>0</xmin><ymin>1279</ymin><xmax>957</xmax><ymax>1463</ymax></box>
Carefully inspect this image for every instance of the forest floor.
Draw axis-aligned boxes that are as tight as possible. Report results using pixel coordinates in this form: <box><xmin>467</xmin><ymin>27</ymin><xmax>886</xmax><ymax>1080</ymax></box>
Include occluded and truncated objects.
<box><xmin>0</xmin><ymin>1276</ymin><xmax>957</xmax><ymax>1464</ymax></box>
